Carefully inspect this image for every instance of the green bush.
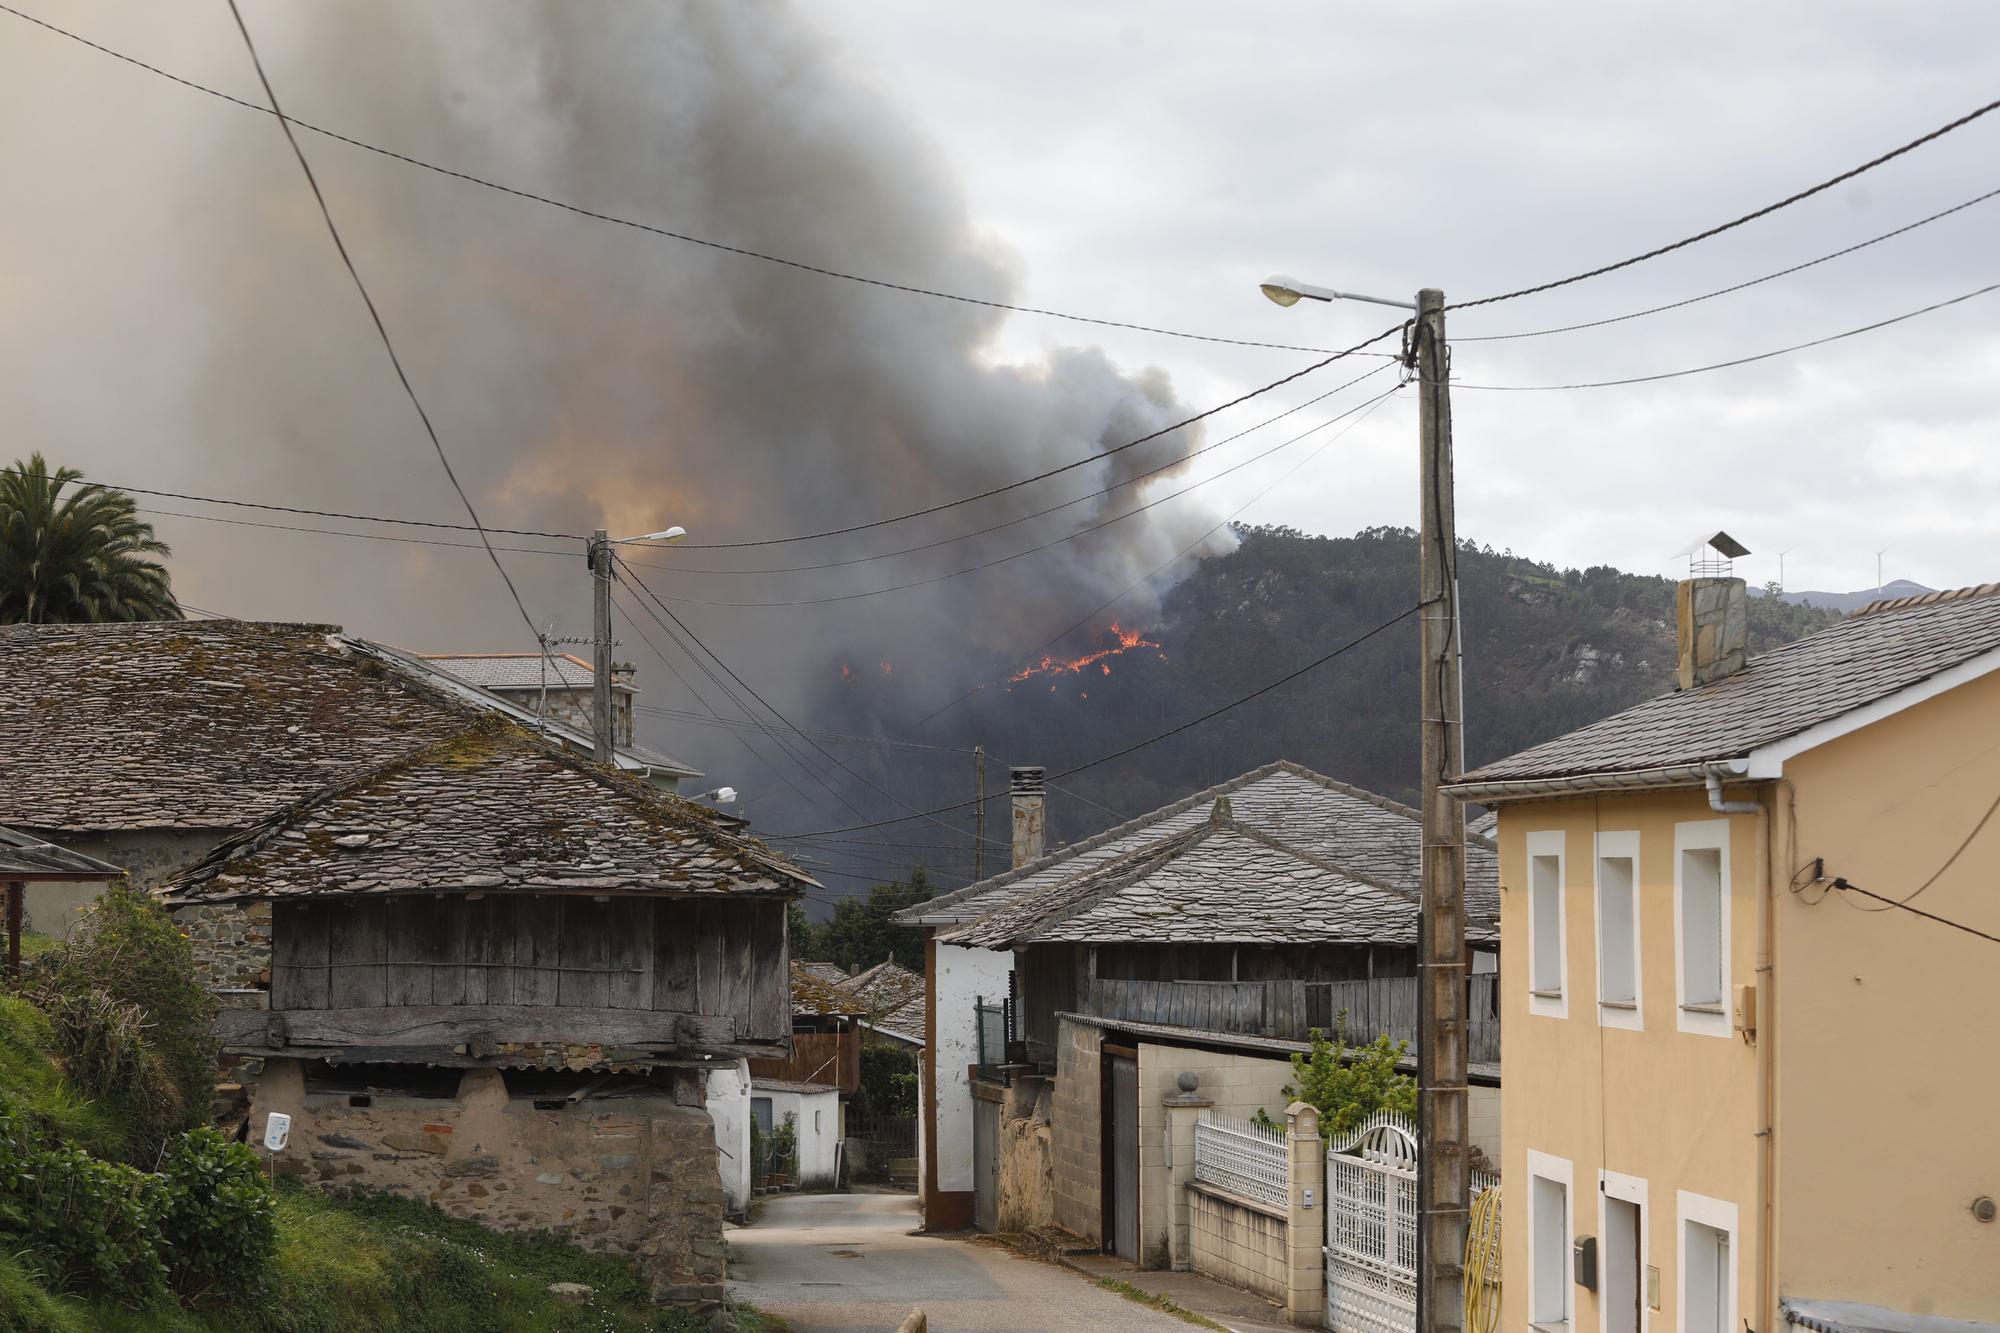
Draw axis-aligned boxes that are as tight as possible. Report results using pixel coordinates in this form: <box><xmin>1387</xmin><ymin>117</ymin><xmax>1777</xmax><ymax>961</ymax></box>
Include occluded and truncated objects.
<box><xmin>23</xmin><ymin>885</ymin><xmax>216</xmax><ymax>1163</ymax></box>
<box><xmin>0</xmin><ymin>1105</ymin><xmax>169</xmax><ymax>1306</ymax></box>
<box><xmin>1278</xmin><ymin>1012</ymin><xmax>1417</xmax><ymax>1136</ymax></box>
<box><xmin>157</xmin><ymin>1128</ymin><xmax>277</xmax><ymax>1303</ymax></box>
<box><xmin>0</xmin><ymin>998</ymin><xmax>118</xmax><ymax>1156</ymax></box>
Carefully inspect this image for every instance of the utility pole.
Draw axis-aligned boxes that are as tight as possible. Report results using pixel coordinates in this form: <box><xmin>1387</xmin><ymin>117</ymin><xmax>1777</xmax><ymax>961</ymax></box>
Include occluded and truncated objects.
<box><xmin>973</xmin><ymin>745</ymin><xmax>988</xmax><ymax>881</ymax></box>
<box><xmin>590</xmin><ymin>528</ymin><xmax>614</xmax><ymax>764</ymax></box>
<box><xmin>1414</xmin><ymin>286</ymin><xmax>1468</xmax><ymax>1332</ymax></box>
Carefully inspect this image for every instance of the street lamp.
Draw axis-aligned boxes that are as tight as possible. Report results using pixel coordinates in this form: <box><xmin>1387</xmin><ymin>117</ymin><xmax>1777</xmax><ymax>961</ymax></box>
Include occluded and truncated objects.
<box><xmin>588</xmin><ymin>524</ymin><xmax>688</xmax><ymax>763</ymax></box>
<box><xmin>693</xmin><ymin>786</ymin><xmax>739</xmax><ymax>806</ymax></box>
<box><xmin>1259</xmin><ymin>270</ymin><xmax>1462</xmax><ymax>1332</ymax></box>
<box><xmin>1258</xmin><ymin>273</ymin><xmax>1416</xmax><ymax>311</ymax></box>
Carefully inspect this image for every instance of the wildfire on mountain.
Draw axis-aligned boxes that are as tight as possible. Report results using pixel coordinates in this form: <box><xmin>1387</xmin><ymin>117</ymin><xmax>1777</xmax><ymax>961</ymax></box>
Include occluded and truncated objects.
<box><xmin>1008</xmin><ymin>622</ymin><xmax>1163</xmax><ymax>685</ymax></box>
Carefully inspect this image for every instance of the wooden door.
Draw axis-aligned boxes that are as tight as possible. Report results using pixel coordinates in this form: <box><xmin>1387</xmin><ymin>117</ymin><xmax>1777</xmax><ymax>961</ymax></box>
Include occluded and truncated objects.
<box><xmin>1105</xmin><ymin>1052</ymin><xmax>1139</xmax><ymax>1261</ymax></box>
<box><xmin>973</xmin><ymin>1097</ymin><xmax>1000</xmax><ymax>1233</ymax></box>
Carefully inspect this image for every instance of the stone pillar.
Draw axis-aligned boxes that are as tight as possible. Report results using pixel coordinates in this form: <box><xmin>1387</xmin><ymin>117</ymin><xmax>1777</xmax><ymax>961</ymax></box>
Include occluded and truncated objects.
<box><xmin>1162</xmin><ymin>1073</ymin><xmax>1211</xmax><ymax>1272</ymax></box>
<box><xmin>1284</xmin><ymin>1101</ymin><xmax>1326</xmax><ymax>1327</ymax></box>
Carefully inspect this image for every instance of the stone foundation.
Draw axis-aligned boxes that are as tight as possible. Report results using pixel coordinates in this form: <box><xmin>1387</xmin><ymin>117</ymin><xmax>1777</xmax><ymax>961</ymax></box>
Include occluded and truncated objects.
<box><xmin>251</xmin><ymin>1058</ymin><xmax>726</xmax><ymax>1302</ymax></box>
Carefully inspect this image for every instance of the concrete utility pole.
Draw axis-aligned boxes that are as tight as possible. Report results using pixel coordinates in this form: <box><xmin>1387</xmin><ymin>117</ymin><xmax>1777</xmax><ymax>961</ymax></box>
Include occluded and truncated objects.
<box><xmin>1414</xmin><ymin>287</ymin><xmax>1468</xmax><ymax>1332</ymax></box>
<box><xmin>590</xmin><ymin>528</ymin><xmax>615</xmax><ymax>764</ymax></box>
<box><xmin>1259</xmin><ymin>272</ymin><xmax>1469</xmax><ymax>1331</ymax></box>
<box><xmin>973</xmin><ymin>745</ymin><xmax>988</xmax><ymax>881</ymax></box>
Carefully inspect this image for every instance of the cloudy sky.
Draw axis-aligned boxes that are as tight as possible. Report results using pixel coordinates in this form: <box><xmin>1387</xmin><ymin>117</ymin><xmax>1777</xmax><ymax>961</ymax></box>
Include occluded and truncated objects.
<box><xmin>3</xmin><ymin>2</ymin><xmax>1996</xmax><ymax>741</ymax></box>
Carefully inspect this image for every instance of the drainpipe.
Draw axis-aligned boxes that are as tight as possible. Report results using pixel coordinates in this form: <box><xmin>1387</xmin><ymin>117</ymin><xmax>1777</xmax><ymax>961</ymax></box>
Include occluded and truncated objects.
<box><xmin>1705</xmin><ymin>769</ymin><xmax>1760</xmax><ymax>815</ymax></box>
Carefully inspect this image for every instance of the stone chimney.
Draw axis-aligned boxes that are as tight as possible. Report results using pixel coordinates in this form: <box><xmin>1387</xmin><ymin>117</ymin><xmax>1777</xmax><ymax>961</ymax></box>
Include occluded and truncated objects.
<box><xmin>1009</xmin><ymin>766</ymin><xmax>1046</xmax><ymax>869</ymax></box>
<box><xmin>1677</xmin><ymin>577</ymin><xmax>1748</xmax><ymax>688</ymax></box>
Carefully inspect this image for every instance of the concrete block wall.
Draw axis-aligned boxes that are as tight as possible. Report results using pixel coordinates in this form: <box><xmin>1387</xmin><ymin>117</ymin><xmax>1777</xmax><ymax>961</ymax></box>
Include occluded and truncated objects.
<box><xmin>1137</xmin><ymin>1042</ymin><xmax>1295</xmax><ymax>1268</ymax></box>
<box><xmin>1051</xmin><ymin>1018</ymin><xmax>1102</xmax><ymax>1242</ymax></box>
<box><xmin>1190</xmin><ymin>1186</ymin><xmax>1289</xmax><ymax>1302</ymax></box>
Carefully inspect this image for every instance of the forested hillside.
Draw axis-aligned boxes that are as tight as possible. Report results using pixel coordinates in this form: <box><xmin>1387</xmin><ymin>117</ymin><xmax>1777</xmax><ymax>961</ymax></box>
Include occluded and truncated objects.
<box><xmin>818</xmin><ymin>526</ymin><xmax>1840</xmax><ymax>879</ymax></box>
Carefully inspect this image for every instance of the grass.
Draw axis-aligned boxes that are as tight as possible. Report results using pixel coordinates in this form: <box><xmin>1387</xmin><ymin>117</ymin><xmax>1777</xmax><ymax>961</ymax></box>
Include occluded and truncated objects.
<box><xmin>1091</xmin><ymin>1277</ymin><xmax>1229</xmax><ymax>1331</ymax></box>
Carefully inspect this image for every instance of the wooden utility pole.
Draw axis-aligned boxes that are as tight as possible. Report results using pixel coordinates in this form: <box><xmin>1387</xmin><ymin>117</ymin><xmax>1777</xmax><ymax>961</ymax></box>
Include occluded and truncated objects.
<box><xmin>1414</xmin><ymin>287</ymin><xmax>1468</xmax><ymax>1331</ymax></box>
<box><xmin>590</xmin><ymin>528</ymin><xmax>615</xmax><ymax>764</ymax></box>
<box><xmin>973</xmin><ymin>745</ymin><xmax>988</xmax><ymax>881</ymax></box>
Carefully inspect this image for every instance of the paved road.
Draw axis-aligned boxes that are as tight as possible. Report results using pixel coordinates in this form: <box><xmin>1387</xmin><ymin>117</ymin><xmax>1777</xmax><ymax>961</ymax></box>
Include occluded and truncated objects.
<box><xmin>728</xmin><ymin>1192</ymin><xmax>1191</xmax><ymax>1332</ymax></box>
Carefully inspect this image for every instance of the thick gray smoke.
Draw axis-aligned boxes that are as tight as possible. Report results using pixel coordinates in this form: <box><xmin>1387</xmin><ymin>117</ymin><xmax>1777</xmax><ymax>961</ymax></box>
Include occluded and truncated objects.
<box><xmin>177</xmin><ymin>0</ymin><xmax>1228</xmax><ymax>697</ymax></box>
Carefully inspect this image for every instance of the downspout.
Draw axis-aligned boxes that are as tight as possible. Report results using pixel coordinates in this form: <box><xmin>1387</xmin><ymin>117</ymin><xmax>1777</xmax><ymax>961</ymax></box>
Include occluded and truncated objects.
<box><xmin>1705</xmin><ymin>769</ymin><xmax>1760</xmax><ymax>815</ymax></box>
<box><xmin>1716</xmin><ymin>760</ymin><xmax>1778</xmax><ymax>1327</ymax></box>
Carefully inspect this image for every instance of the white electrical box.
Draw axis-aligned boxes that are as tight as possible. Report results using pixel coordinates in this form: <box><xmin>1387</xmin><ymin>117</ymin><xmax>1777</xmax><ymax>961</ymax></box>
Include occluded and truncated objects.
<box><xmin>1302</xmin><ymin>1186</ymin><xmax>1315</xmax><ymax>1210</ymax></box>
<box><xmin>263</xmin><ymin>1111</ymin><xmax>291</xmax><ymax>1153</ymax></box>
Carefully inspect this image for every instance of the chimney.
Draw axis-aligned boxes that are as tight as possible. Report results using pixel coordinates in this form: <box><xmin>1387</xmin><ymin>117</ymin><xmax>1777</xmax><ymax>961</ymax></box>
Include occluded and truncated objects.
<box><xmin>1677</xmin><ymin>577</ymin><xmax>1748</xmax><ymax>688</ymax></box>
<box><xmin>1010</xmin><ymin>766</ymin><xmax>1046</xmax><ymax>869</ymax></box>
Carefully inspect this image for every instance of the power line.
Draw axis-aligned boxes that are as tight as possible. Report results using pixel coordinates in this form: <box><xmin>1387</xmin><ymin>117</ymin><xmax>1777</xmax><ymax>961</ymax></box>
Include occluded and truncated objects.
<box><xmin>1454</xmin><ymin>282</ymin><xmax>1998</xmax><ymax>391</ymax></box>
<box><xmin>633</xmin><ymin>380</ymin><xmax>1410</xmax><ymax>608</ymax></box>
<box><xmin>618</xmin><ymin>558</ymin><xmax>1006</xmax><ymax>850</ymax></box>
<box><xmin>1840</xmin><ymin>787</ymin><xmax>2000</xmax><ymax>912</ymax></box>
<box><xmin>1457</xmin><ymin>183</ymin><xmax>2000</xmax><ymax>342</ymax></box>
<box><xmin>1828</xmin><ymin>877</ymin><xmax>2000</xmax><ymax>947</ymax></box>
<box><xmin>783</xmin><ymin>602</ymin><xmax>1420</xmax><ymax>837</ymax></box>
<box><xmin>914</xmin><ymin>383</ymin><xmax>1407</xmax><ymax>727</ymax></box>
<box><xmin>219</xmin><ymin>0</ymin><xmax>553</xmax><ymax>666</ymax></box>
<box><xmin>1452</xmin><ymin>95</ymin><xmax>2000</xmax><ymax>311</ymax></box>
<box><xmin>625</xmin><ymin>362</ymin><xmax>1396</xmax><ymax>576</ymax></box>
<box><xmin>0</xmin><ymin>0</ymin><xmax>1398</xmax><ymax>360</ymax></box>
<box><xmin>633</xmin><ymin>703</ymin><xmax>980</xmax><ymax>755</ymax></box>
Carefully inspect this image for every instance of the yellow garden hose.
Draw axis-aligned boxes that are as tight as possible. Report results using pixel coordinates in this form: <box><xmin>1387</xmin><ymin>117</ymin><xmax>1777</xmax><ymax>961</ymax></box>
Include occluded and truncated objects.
<box><xmin>1463</xmin><ymin>1184</ymin><xmax>1503</xmax><ymax>1333</ymax></box>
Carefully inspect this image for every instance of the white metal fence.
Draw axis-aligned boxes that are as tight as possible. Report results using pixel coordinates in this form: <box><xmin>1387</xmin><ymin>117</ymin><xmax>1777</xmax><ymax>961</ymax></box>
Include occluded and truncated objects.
<box><xmin>1323</xmin><ymin>1111</ymin><xmax>1499</xmax><ymax>1333</ymax></box>
<box><xmin>1192</xmin><ymin>1111</ymin><xmax>1290</xmax><ymax>1210</ymax></box>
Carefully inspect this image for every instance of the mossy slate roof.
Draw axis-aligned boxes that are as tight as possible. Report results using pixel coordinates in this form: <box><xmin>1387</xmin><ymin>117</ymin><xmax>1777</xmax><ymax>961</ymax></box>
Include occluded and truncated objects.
<box><xmin>163</xmin><ymin>723</ymin><xmax>811</xmax><ymax>903</ymax></box>
<box><xmin>906</xmin><ymin>761</ymin><xmax>1499</xmax><ymax>934</ymax></box>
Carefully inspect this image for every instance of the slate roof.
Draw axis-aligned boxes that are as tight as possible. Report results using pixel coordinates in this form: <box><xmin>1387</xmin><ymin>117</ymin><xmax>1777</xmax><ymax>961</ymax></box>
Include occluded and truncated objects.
<box><xmin>0</xmin><ymin>826</ymin><xmax>124</xmax><ymax>881</ymax></box>
<box><xmin>843</xmin><ymin>960</ymin><xmax>926</xmax><ymax>1035</ymax></box>
<box><xmin>420</xmin><ymin>652</ymin><xmax>626</xmax><ymax>693</ymax></box>
<box><xmin>1459</xmin><ymin>584</ymin><xmax>2000</xmax><ymax>786</ymax></box>
<box><xmin>942</xmin><ymin>797</ymin><xmax>1496</xmax><ymax>949</ymax></box>
<box><xmin>161</xmin><ymin>721</ymin><xmax>812</xmax><ymax>904</ymax></box>
<box><xmin>790</xmin><ymin>962</ymin><xmax>868</xmax><ymax>1017</ymax></box>
<box><xmin>905</xmin><ymin>761</ymin><xmax>1499</xmax><ymax>930</ymax></box>
<box><xmin>0</xmin><ymin>622</ymin><xmax>476</xmax><ymax>832</ymax></box>
<box><xmin>1784</xmin><ymin>1299</ymin><xmax>1999</xmax><ymax>1333</ymax></box>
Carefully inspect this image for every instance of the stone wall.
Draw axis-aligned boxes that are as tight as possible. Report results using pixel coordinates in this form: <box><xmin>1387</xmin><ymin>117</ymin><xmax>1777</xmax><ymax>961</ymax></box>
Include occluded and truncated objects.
<box><xmin>1051</xmin><ymin>1017</ymin><xmax>1102</xmax><ymax>1242</ymax></box>
<box><xmin>253</xmin><ymin>1059</ymin><xmax>727</xmax><ymax>1303</ymax></box>
<box><xmin>994</xmin><ymin>1074</ymin><xmax>1055</xmax><ymax>1233</ymax></box>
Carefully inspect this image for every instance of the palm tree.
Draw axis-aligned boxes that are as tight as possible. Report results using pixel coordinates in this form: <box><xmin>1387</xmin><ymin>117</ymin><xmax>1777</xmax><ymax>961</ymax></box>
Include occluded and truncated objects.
<box><xmin>0</xmin><ymin>455</ymin><xmax>182</xmax><ymax>623</ymax></box>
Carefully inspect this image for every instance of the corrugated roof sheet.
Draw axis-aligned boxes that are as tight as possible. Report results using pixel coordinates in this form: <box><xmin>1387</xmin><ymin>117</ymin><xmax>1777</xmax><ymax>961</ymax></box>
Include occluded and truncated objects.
<box><xmin>905</xmin><ymin>762</ymin><xmax>1499</xmax><ymax>929</ymax></box>
<box><xmin>1462</xmin><ymin>584</ymin><xmax>2000</xmax><ymax>784</ymax></box>
<box><xmin>161</xmin><ymin>721</ymin><xmax>811</xmax><ymax>904</ymax></box>
<box><xmin>420</xmin><ymin>653</ymin><xmax>622</xmax><ymax>693</ymax></box>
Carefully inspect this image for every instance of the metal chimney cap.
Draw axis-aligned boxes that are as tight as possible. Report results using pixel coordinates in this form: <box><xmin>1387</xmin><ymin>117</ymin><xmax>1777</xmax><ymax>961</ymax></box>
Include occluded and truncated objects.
<box><xmin>1009</xmin><ymin>766</ymin><xmax>1046</xmax><ymax>794</ymax></box>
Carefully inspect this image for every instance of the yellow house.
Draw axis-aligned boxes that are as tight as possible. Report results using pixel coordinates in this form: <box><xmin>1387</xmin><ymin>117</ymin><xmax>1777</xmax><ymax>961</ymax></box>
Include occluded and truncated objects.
<box><xmin>1450</xmin><ymin>578</ymin><xmax>2000</xmax><ymax>1333</ymax></box>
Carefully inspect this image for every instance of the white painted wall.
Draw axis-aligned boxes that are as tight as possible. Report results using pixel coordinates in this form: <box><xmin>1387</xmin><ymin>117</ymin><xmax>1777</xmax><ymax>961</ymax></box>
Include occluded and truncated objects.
<box><xmin>933</xmin><ymin>941</ymin><xmax>1014</xmax><ymax>1193</ymax></box>
<box><xmin>758</xmin><ymin>1085</ymin><xmax>842</xmax><ymax>1188</ymax></box>
<box><xmin>705</xmin><ymin>1060</ymin><xmax>752</xmax><ymax>1216</ymax></box>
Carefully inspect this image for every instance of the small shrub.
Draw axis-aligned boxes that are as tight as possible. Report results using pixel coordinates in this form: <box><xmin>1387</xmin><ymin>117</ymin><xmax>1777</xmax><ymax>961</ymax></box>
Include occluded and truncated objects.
<box><xmin>0</xmin><ymin>1106</ymin><xmax>168</xmax><ymax>1307</ymax></box>
<box><xmin>157</xmin><ymin>1128</ymin><xmax>277</xmax><ymax>1303</ymax></box>
<box><xmin>1282</xmin><ymin>1012</ymin><xmax>1417</xmax><ymax>1136</ymax></box>
<box><xmin>24</xmin><ymin>886</ymin><xmax>215</xmax><ymax>1163</ymax></box>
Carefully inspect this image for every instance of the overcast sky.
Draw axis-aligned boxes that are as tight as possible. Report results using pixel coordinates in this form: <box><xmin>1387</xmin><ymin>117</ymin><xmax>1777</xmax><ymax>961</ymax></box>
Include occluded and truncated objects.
<box><xmin>3</xmin><ymin>2</ymin><xmax>1996</xmax><ymax>676</ymax></box>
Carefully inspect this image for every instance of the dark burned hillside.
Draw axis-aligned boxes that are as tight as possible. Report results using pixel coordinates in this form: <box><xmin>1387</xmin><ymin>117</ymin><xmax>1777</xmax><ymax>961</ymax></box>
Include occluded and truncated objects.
<box><xmin>813</xmin><ymin>525</ymin><xmax>1840</xmax><ymax>885</ymax></box>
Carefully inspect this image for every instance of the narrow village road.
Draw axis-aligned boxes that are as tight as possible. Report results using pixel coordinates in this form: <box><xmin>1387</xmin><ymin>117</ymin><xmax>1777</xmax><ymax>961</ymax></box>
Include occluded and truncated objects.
<box><xmin>727</xmin><ymin>1192</ymin><xmax>1193</xmax><ymax>1332</ymax></box>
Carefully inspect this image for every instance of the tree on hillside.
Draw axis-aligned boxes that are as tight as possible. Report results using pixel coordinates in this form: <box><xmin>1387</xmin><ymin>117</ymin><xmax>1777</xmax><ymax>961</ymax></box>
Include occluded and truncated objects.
<box><xmin>0</xmin><ymin>454</ymin><xmax>181</xmax><ymax>624</ymax></box>
<box><xmin>804</xmin><ymin>868</ymin><xmax>939</xmax><ymax>971</ymax></box>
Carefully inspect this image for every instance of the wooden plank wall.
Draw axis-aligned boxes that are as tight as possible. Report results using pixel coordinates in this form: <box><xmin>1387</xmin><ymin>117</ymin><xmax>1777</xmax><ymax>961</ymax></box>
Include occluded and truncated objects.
<box><xmin>746</xmin><ymin>1030</ymin><xmax>861</xmax><ymax>1093</ymax></box>
<box><xmin>272</xmin><ymin>896</ymin><xmax>789</xmax><ymax>1041</ymax></box>
<box><xmin>1305</xmin><ymin>973</ymin><xmax>1501</xmax><ymax>1064</ymax></box>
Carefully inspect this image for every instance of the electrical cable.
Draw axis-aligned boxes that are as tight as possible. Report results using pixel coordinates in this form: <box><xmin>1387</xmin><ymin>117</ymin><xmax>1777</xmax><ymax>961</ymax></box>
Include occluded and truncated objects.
<box><xmin>622</xmin><ymin>362</ymin><xmax>1396</xmax><ymax>576</ymax></box>
<box><xmin>1454</xmin><ymin>282</ymin><xmax>1998</xmax><ymax>391</ymax></box>
<box><xmin>914</xmin><ymin>382</ymin><xmax>1406</xmax><ymax>726</ymax></box>
<box><xmin>0</xmin><ymin>1</ymin><xmax>1408</xmax><ymax>360</ymax></box>
<box><xmin>782</xmin><ymin>602</ymin><xmax>1420</xmax><ymax>837</ymax></box>
<box><xmin>1830</xmin><ymin>786</ymin><xmax>2000</xmax><ymax>912</ymax></box>
<box><xmin>633</xmin><ymin>704</ymin><xmax>981</xmax><ymax>755</ymax></box>
<box><xmin>1457</xmin><ymin>183</ymin><xmax>2000</xmax><ymax>342</ymax></box>
<box><xmin>635</xmin><ymin>381</ymin><xmax>1410</xmax><ymax>608</ymax></box>
<box><xmin>219</xmin><ymin>0</ymin><xmax>569</xmax><ymax>697</ymax></box>
<box><xmin>1451</xmin><ymin>95</ymin><xmax>2000</xmax><ymax>311</ymax></box>
<box><xmin>1826</xmin><ymin>877</ymin><xmax>2000</xmax><ymax>946</ymax></box>
<box><xmin>618</xmin><ymin>558</ymin><xmax>1006</xmax><ymax>850</ymax></box>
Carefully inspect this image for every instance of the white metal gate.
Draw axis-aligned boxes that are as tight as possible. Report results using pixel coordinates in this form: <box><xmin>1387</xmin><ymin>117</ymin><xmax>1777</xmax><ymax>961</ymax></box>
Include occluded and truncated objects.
<box><xmin>1323</xmin><ymin>1111</ymin><xmax>1499</xmax><ymax>1333</ymax></box>
<box><xmin>1324</xmin><ymin>1113</ymin><xmax>1419</xmax><ymax>1333</ymax></box>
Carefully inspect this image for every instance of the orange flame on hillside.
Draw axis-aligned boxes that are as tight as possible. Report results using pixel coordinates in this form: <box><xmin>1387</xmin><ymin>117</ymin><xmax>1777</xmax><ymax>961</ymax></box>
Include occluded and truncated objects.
<box><xmin>1009</xmin><ymin>621</ymin><xmax>1162</xmax><ymax>685</ymax></box>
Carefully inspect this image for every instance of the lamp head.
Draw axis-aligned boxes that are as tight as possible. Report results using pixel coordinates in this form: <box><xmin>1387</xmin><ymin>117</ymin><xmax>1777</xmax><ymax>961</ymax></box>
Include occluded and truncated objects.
<box><xmin>626</xmin><ymin>526</ymin><xmax>687</xmax><ymax>544</ymax></box>
<box><xmin>1259</xmin><ymin>274</ymin><xmax>1305</xmax><ymax>308</ymax></box>
<box><xmin>703</xmin><ymin>786</ymin><xmax>738</xmax><ymax>805</ymax></box>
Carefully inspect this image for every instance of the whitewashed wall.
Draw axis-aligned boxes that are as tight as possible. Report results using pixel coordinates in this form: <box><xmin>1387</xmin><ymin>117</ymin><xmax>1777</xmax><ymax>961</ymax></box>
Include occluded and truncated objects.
<box><xmin>933</xmin><ymin>941</ymin><xmax>1014</xmax><ymax>1193</ymax></box>
<box><xmin>760</xmin><ymin>1085</ymin><xmax>842</xmax><ymax>1188</ymax></box>
<box><xmin>705</xmin><ymin>1060</ymin><xmax>752</xmax><ymax>1215</ymax></box>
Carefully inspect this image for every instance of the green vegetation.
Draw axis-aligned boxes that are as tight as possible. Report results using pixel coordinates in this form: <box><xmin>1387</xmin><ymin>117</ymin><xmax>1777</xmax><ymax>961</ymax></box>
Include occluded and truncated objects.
<box><xmin>855</xmin><ymin>1042</ymin><xmax>919</xmax><ymax>1120</ymax></box>
<box><xmin>1259</xmin><ymin>1014</ymin><xmax>1417</xmax><ymax>1136</ymax></box>
<box><xmin>792</xmin><ymin>868</ymin><xmax>937</xmax><ymax>969</ymax></box>
<box><xmin>0</xmin><ymin>453</ymin><xmax>181</xmax><ymax>623</ymax></box>
<box><xmin>1089</xmin><ymin>1277</ymin><xmax>1227</xmax><ymax>1330</ymax></box>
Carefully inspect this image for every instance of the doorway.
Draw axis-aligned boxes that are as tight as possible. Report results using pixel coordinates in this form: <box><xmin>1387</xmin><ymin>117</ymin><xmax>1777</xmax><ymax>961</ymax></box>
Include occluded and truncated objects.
<box><xmin>1102</xmin><ymin>1047</ymin><xmax>1139</xmax><ymax>1261</ymax></box>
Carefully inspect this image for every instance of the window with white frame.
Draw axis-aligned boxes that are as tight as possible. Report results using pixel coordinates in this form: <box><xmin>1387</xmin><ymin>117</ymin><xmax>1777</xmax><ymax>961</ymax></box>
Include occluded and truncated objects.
<box><xmin>1596</xmin><ymin>832</ymin><xmax>1642</xmax><ymax>1028</ymax></box>
<box><xmin>1674</xmin><ymin>821</ymin><xmax>1730</xmax><ymax>1036</ymax></box>
<box><xmin>1527</xmin><ymin>831</ymin><xmax>1567</xmax><ymax>1018</ymax></box>
<box><xmin>1528</xmin><ymin>1150</ymin><xmax>1574</xmax><ymax>1329</ymax></box>
<box><xmin>1678</xmin><ymin>1191</ymin><xmax>1737</xmax><ymax>1333</ymax></box>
